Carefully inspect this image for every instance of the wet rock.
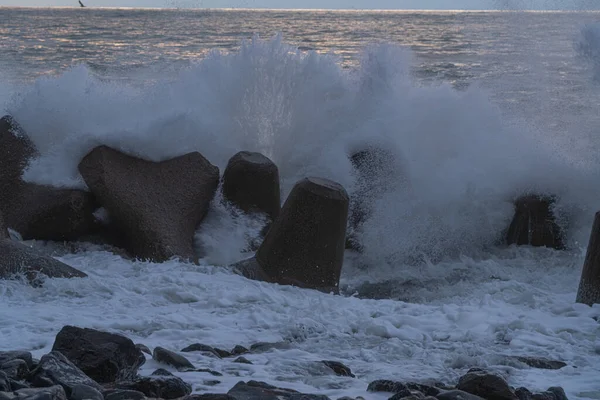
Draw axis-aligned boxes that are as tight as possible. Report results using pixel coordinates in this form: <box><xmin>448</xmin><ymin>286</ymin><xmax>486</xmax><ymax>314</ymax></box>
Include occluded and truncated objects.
<box><xmin>180</xmin><ymin>344</ymin><xmax>222</xmax><ymax>358</ymax></box>
<box><xmin>29</xmin><ymin>351</ymin><xmax>102</xmax><ymax>396</ymax></box>
<box><xmin>115</xmin><ymin>375</ymin><xmax>192</xmax><ymax>399</ymax></box>
<box><xmin>151</xmin><ymin>368</ymin><xmax>174</xmax><ymax>376</ymax></box>
<box><xmin>0</xmin><ymin>370</ymin><xmax>10</xmax><ymax>391</ymax></box>
<box><xmin>233</xmin><ymin>357</ymin><xmax>252</xmax><ymax>365</ymax></box>
<box><xmin>70</xmin><ymin>384</ymin><xmax>103</xmax><ymax>400</ymax></box>
<box><xmin>515</xmin><ymin>388</ymin><xmax>533</xmax><ymax>400</ymax></box>
<box><xmin>248</xmin><ymin>342</ymin><xmax>291</xmax><ymax>353</ymax></box>
<box><xmin>437</xmin><ymin>390</ymin><xmax>486</xmax><ymax>400</ymax></box>
<box><xmin>51</xmin><ymin>325</ymin><xmax>145</xmax><ymax>384</ymax></box>
<box><xmin>182</xmin><ymin>395</ymin><xmax>236</xmax><ymax>400</ymax></box>
<box><xmin>8</xmin><ymin>379</ymin><xmax>30</xmax><ymax>391</ymax></box>
<box><xmin>0</xmin><ymin>213</ymin><xmax>8</xmax><ymax>239</ymax></box>
<box><xmin>367</xmin><ymin>380</ymin><xmax>408</xmax><ymax>393</ymax></box>
<box><xmin>203</xmin><ymin>380</ymin><xmax>221</xmax><ymax>386</ymax></box>
<box><xmin>0</xmin><ymin>352</ymin><xmax>33</xmax><ymax>369</ymax></box>
<box><xmin>546</xmin><ymin>387</ymin><xmax>568</xmax><ymax>400</ymax></box>
<box><xmin>78</xmin><ymin>145</ymin><xmax>219</xmax><ymax>263</ymax></box>
<box><xmin>0</xmin><ymin>240</ymin><xmax>87</xmax><ymax>283</ymax></box>
<box><xmin>135</xmin><ymin>344</ymin><xmax>152</xmax><ymax>356</ymax></box>
<box><xmin>222</xmin><ymin>151</ymin><xmax>280</xmax><ymax>222</ymax></box>
<box><xmin>505</xmin><ymin>195</ymin><xmax>564</xmax><ymax>250</ymax></box>
<box><xmin>1</xmin><ymin>385</ymin><xmax>67</xmax><ymax>400</ymax></box>
<box><xmin>236</xmin><ymin>177</ymin><xmax>348</xmax><ymax>291</ymax></box>
<box><xmin>102</xmin><ymin>389</ymin><xmax>146</xmax><ymax>400</ymax></box>
<box><xmin>194</xmin><ymin>368</ymin><xmax>223</xmax><ymax>377</ymax></box>
<box><xmin>456</xmin><ymin>370</ymin><xmax>517</xmax><ymax>400</ymax></box>
<box><xmin>153</xmin><ymin>347</ymin><xmax>195</xmax><ymax>371</ymax></box>
<box><xmin>1</xmin><ymin>359</ymin><xmax>29</xmax><ymax>380</ymax></box>
<box><xmin>390</xmin><ymin>395</ymin><xmax>425</xmax><ymax>400</ymax></box>
<box><xmin>321</xmin><ymin>361</ymin><xmax>354</xmax><ymax>377</ymax></box>
<box><xmin>230</xmin><ymin>346</ymin><xmax>249</xmax><ymax>356</ymax></box>
<box><xmin>213</xmin><ymin>348</ymin><xmax>232</xmax><ymax>358</ymax></box>
<box><xmin>512</xmin><ymin>356</ymin><xmax>566</xmax><ymax>370</ymax></box>
<box><xmin>577</xmin><ymin>211</ymin><xmax>600</xmax><ymax>306</ymax></box>
<box><xmin>227</xmin><ymin>380</ymin><xmax>330</xmax><ymax>400</ymax></box>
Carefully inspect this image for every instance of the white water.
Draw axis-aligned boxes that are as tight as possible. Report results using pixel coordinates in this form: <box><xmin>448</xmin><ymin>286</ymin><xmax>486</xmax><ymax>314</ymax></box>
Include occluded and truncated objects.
<box><xmin>1</xmin><ymin>23</ymin><xmax>600</xmax><ymax>400</ymax></box>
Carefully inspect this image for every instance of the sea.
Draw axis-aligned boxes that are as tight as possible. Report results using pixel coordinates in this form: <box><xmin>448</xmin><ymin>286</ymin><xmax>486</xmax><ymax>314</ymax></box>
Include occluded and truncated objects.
<box><xmin>1</xmin><ymin>7</ymin><xmax>600</xmax><ymax>400</ymax></box>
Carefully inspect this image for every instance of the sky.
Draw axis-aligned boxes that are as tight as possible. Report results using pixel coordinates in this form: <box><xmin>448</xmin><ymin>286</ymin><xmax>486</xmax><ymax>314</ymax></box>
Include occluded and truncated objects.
<box><xmin>2</xmin><ymin>0</ymin><xmax>600</xmax><ymax>9</ymax></box>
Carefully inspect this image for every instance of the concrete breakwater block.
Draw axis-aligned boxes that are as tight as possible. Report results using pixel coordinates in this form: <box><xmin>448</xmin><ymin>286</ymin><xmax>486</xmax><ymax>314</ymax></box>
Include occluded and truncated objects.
<box><xmin>576</xmin><ymin>211</ymin><xmax>600</xmax><ymax>306</ymax></box>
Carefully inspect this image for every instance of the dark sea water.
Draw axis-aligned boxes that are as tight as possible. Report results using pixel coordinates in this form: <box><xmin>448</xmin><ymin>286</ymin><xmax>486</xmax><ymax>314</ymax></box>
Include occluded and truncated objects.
<box><xmin>1</xmin><ymin>8</ymin><xmax>600</xmax><ymax>400</ymax></box>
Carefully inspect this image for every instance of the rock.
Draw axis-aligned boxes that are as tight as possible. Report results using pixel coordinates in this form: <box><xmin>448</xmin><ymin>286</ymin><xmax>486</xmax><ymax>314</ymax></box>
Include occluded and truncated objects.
<box><xmin>233</xmin><ymin>357</ymin><xmax>252</xmax><ymax>365</ymax></box>
<box><xmin>102</xmin><ymin>389</ymin><xmax>146</xmax><ymax>400</ymax></box>
<box><xmin>227</xmin><ymin>380</ymin><xmax>330</xmax><ymax>400</ymax></box>
<box><xmin>8</xmin><ymin>379</ymin><xmax>30</xmax><ymax>391</ymax></box>
<box><xmin>367</xmin><ymin>380</ymin><xmax>408</xmax><ymax>393</ymax></box>
<box><xmin>182</xmin><ymin>395</ymin><xmax>236</xmax><ymax>400</ymax></box>
<box><xmin>2</xmin><ymin>385</ymin><xmax>67</xmax><ymax>400</ymax></box>
<box><xmin>151</xmin><ymin>369</ymin><xmax>173</xmax><ymax>376</ymax></box>
<box><xmin>390</xmin><ymin>395</ymin><xmax>422</xmax><ymax>400</ymax></box>
<box><xmin>0</xmin><ymin>116</ymin><xmax>97</xmax><ymax>242</ymax></box>
<box><xmin>194</xmin><ymin>369</ymin><xmax>223</xmax><ymax>377</ymax></box>
<box><xmin>0</xmin><ymin>352</ymin><xmax>33</xmax><ymax>368</ymax></box>
<box><xmin>238</xmin><ymin>177</ymin><xmax>348</xmax><ymax>291</ymax></box>
<box><xmin>203</xmin><ymin>380</ymin><xmax>221</xmax><ymax>386</ymax></box>
<box><xmin>546</xmin><ymin>387</ymin><xmax>568</xmax><ymax>400</ymax></box>
<box><xmin>505</xmin><ymin>195</ymin><xmax>564</xmax><ymax>250</ymax></box>
<box><xmin>406</xmin><ymin>383</ymin><xmax>441</xmax><ymax>397</ymax></box>
<box><xmin>115</xmin><ymin>375</ymin><xmax>192</xmax><ymax>399</ymax></box>
<box><xmin>512</xmin><ymin>356</ymin><xmax>566</xmax><ymax>370</ymax></box>
<box><xmin>456</xmin><ymin>371</ymin><xmax>517</xmax><ymax>400</ymax></box>
<box><xmin>386</xmin><ymin>389</ymin><xmax>413</xmax><ymax>399</ymax></box>
<box><xmin>321</xmin><ymin>361</ymin><xmax>354</xmax><ymax>377</ymax></box>
<box><xmin>0</xmin><ymin>240</ymin><xmax>87</xmax><ymax>283</ymax></box>
<box><xmin>51</xmin><ymin>325</ymin><xmax>145</xmax><ymax>384</ymax></box>
<box><xmin>0</xmin><ymin>213</ymin><xmax>8</xmax><ymax>239</ymax></box>
<box><xmin>180</xmin><ymin>344</ymin><xmax>222</xmax><ymax>358</ymax></box>
<box><xmin>436</xmin><ymin>390</ymin><xmax>486</xmax><ymax>400</ymax></box>
<box><xmin>248</xmin><ymin>342</ymin><xmax>291</xmax><ymax>353</ymax></box>
<box><xmin>1</xmin><ymin>359</ymin><xmax>29</xmax><ymax>380</ymax></box>
<box><xmin>0</xmin><ymin>371</ymin><xmax>10</xmax><ymax>392</ymax></box>
<box><xmin>230</xmin><ymin>346</ymin><xmax>249</xmax><ymax>356</ymax></box>
<box><xmin>135</xmin><ymin>344</ymin><xmax>152</xmax><ymax>356</ymax></box>
<box><xmin>78</xmin><ymin>145</ymin><xmax>219</xmax><ymax>263</ymax></box>
<box><xmin>152</xmin><ymin>347</ymin><xmax>195</xmax><ymax>371</ymax></box>
<box><xmin>577</xmin><ymin>211</ymin><xmax>600</xmax><ymax>306</ymax></box>
<box><xmin>222</xmin><ymin>151</ymin><xmax>280</xmax><ymax>222</ymax></box>
<box><xmin>515</xmin><ymin>388</ymin><xmax>533</xmax><ymax>400</ymax></box>
<box><xmin>531</xmin><ymin>393</ymin><xmax>555</xmax><ymax>400</ymax></box>
<box><xmin>28</xmin><ymin>351</ymin><xmax>102</xmax><ymax>396</ymax></box>
<box><xmin>213</xmin><ymin>348</ymin><xmax>232</xmax><ymax>358</ymax></box>
<box><xmin>69</xmin><ymin>384</ymin><xmax>103</xmax><ymax>400</ymax></box>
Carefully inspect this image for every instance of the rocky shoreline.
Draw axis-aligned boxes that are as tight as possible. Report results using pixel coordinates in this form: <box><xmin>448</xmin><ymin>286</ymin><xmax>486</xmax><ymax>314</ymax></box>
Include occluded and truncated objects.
<box><xmin>0</xmin><ymin>325</ymin><xmax>571</xmax><ymax>400</ymax></box>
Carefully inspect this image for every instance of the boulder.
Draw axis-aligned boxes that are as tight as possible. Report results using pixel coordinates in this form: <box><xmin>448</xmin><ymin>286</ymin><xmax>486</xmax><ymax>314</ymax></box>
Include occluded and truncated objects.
<box><xmin>1</xmin><ymin>359</ymin><xmax>29</xmax><ymax>380</ymax></box>
<box><xmin>437</xmin><ymin>390</ymin><xmax>486</xmax><ymax>400</ymax></box>
<box><xmin>320</xmin><ymin>361</ymin><xmax>354</xmax><ymax>377</ymax></box>
<box><xmin>51</xmin><ymin>325</ymin><xmax>145</xmax><ymax>384</ymax></box>
<box><xmin>577</xmin><ymin>211</ymin><xmax>600</xmax><ymax>306</ymax></box>
<box><xmin>0</xmin><ymin>385</ymin><xmax>67</xmax><ymax>400</ymax></box>
<box><xmin>227</xmin><ymin>380</ymin><xmax>330</xmax><ymax>400</ymax></box>
<box><xmin>115</xmin><ymin>375</ymin><xmax>192</xmax><ymax>399</ymax></box>
<box><xmin>69</xmin><ymin>384</ymin><xmax>104</xmax><ymax>400</ymax></box>
<box><xmin>367</xmin><ymin>380</ymin><xmax>409</xmax><ymax>393</ymax></box>
<box><xmin>0</xmin><ymin>240</ymin><xmax>87</xmax><ymax>283</ymax></box>
<box><xmin>0</xmin><ymin>115</ymin><xmax>97</xmax><ymax>242</ymax></box>
<box><xmin>152</xmin><ymin>347</ymin><xmax>194</xmax><ymax>371</ymax></box>
<box><xmin>183</xmin><ymin>395</ymin><xmax>236</xmax><ymax>400</ymax></box>
<box><xmin>0</xmin><ymin>213</ymin><xmax>8</xmax><ymax>239</ymax></box>
<box><xmin>505</xmin><ymin>195</ymin><xmax>564</xmax><ymax>250</ymax></box>
<box><xmin>102</xmin><ymin>389</ymin><xmax>146</xmax><ymax>400</ymax></box>
<box><xmin>234</xmin><ymin>177</ymin><xmax>348</xmax><ymax>291</ymax></box>
<box><xmin>233</xmin><ymin>357</ymin><xmax>252</xmax><ymax>365</ymax></box>
<box><xmin>0</xmin><ymin>371</ymin><xmax>10</xmax><ymax>392</ymax></box>
<box><xmin>222</xmin><ymin>151</ymin><xmax>280</xmax><ymax>222</ymax></box>
<box><xmin>456</xmin><ymin>370</ymin><xmax>517</xmax><ymax>400</ymax></box>
<box><xmin>28</xmin><ymin>351</ymin><xmax>102</xmax><ymax>396</ymax></box>
<box><xmin>0</xmin><ymin>351</ymin><xmax>33</xmax><ymax>368</ymax></box>
<box><xmin>511</xmin><ymin>356</ymin><xmax>566</xmax><ymax>370</ymax></box>
<box><xmin>78</xmin><ymin>146</ymin><xmax>219</xmax><ymax>262</ymax></box>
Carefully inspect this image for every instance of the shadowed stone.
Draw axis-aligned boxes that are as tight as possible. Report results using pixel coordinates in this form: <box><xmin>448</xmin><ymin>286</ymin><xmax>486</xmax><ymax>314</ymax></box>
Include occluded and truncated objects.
<box><xmin>0</xmin><ymin>115</ymin><xmax>97</xmax><ymax>242</ymax></box>
<box><xmin>116</xmin><ymin>375</ymin><xmax>192</xmax><ymax>399</ymax></box>
<box><xmin>29</xmin><ymin>351</ymin><xmax>102</xmax><ymax>396</ymax></box>
<box><xmin>222</xmin><ymin>151</ymin><xmax>280</xmax><ymax>221</ymax></box>
<box><xmin>153</xmin><ymin>347</ymin><xmax>195</xmax><ymax>371</ymax></box>
<box><xmin>0</xmin><ymin>213</ymin><xmax>8</xmax><ymax>239</ymax></box>
<box><xmin>52</xmin><ymin>325</ymin><xmax>145</xmax><ymax>384</ymax></box>
<box><xmin>0</xmin><ymin>240</ymin><xmax>87</xmax><ymax>282</ymax></box>
<box><xmin>78</xmin><ymin>145</ymin><xmax>219</xmax><ymax>262</ymax></box>
<box><xmin>577</xmin><ymin>211</ymin><xmax>600</xmax><ymax>306</ymax></box>
<box><xmin>456</xmin><ymin>370</ymin><xmax>517</xmax><ymax>400</ymax></box>
<box><xmin>227</xmin><ymin>381</ymin><xmax>330</xmax><ymax>400</ymax></box>
<box><xmin>505</xmin><ymin>195</ymin><xmax>564</xmax><ymax>250</ymax></box>
<box><xmin>237</xmin><ymin>177</ymin><xmax>348</xmax><ymax>291</ymax></box>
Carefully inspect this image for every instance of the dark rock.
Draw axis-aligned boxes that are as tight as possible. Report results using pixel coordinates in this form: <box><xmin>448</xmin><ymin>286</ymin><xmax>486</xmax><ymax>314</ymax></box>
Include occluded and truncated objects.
<box><xmin>386</xmin><ymin>389</ymin><xmax>413</xmax><ymax>399</ymax></box>
<box><xmin>233</xmin><ymin>357</ymin><xmax>252</xmax><ymax>365</ymax></box>
<box><xmin>102</xmin><ymin>389</ymin><xmax>146</xmax><ymax>400</ymax></box>
<box><xmin>405</xmin><ymin>383</ymin><xmax>441</xmax><ymax>397</ymax></box>
<box><xmin>213</xmin><ymin>348</ymin><xmax>232</xmax><ymax>359</ymax></box>
<box><xmin>0</xmin><ymin>352</ymin><xmax>33</xmax><ymax>369</ymax></box>
<box><xmin>135</xmin><ymin>344</ymin><xmax>152</xmax><ymax>356</ymax></box>
<box><xmin>227</xmin><ymin>380</ymin><xmax>330</xmax><ymax>400</ymax></box>
<box><xmin>248</xmin><ymin>342</ymin><xmax>291</xmax><ymax>353</ymax></box>
<box><xmin>513</xmin><ymin>356</ymin><xmax>566</xmax><ymax>370</ymax></box>
<box><xmin>515</xmin><ymin>388</ymin><xmax>533</xmax><ymax>400</ymax></box>
<box><xmin>368</xmin><ymin>380</ymin><xmax>408</xmax><ymax>393</ymax></box>
<box><xmin>0</xmin><ymin>370</ymin><xmax>10</xmax><ymax>391</ymax></box>
<box><xmin>203</xmin><ymin>380</ymin><xmax>221</xmax><ymax>386</ymax></box>
<box><xmin>531</xmin><ymin>393</ymin><xmax>555</xmax><ymax>400</ymax></box>
<box><xmin>3</xmin><ymin>385</ymin><xmax>67</xmax><ymax>400</ymax></box>
<box><xmin>390</xmin><ymin>395</ymin><xmax>424</xmax><ymax>400</ymax></box>
<box><xmin>180</xmin><ymin>344</ymin><xmax>222</xmax><ymax>358</ymax></box>
<box><xmin>70</xmin><ymin>384</ymin><xmax>103</xmax><ymax>400</ymax></box>
<box><xmin>8</xmin><ymin>379</ymin><xmax>30</xmax><ymax>391</ymax></box>
<box><xmin>237</xmin><ymin>177</ymin><xmax>348</xmax><ymax>291</ymax></box>
<box><xmin>321</xmin><ymin>361</ymin><xmax>354</xmax><ymax>377</ymax></box>
<box><xmin>505</xmin><ymin>195</ymin><xmax>564</xmax><ymax>250</ymax></box>
<box><xmin>0</xmin><ymin>213</ymin><xmax>8</xmax><ymax>239</ymax></box>
<box><xmin>152</xmin><ymin>347</ymin><xmax>195</xmax><ymax>371</ymax></box>
<box><xmin>456</xmin><ymin>371</ymin><xmax>517</xmax><ymax>400</ymax></box>
<box><xmin>182</xmin><ymin>395</ymin><xmax>236</xmax><ymax>400</ymax></box>
<box><xmin>194</xmin><ymin>369</ymin><xmax>223</xmax><ymax>377</ymax></box>
<box><xmin>577</xmin><ymin>211</ymin><xmax>600</xmax><ymax>306</ymax></box>
<box><xmin>0</xmin><ymin>116</ymin><xmax>96</xmax><ymax>242</ymax></box>
<box><xmin>151</xmin><ymin>368</ymin><xmax>174</xmax><ymax>376</ymax></box>
<box><xmin>230</xmin><ymin>346</ymin><xmax>249</xmax><ymax>356</ymax></box>
<box><xmin>546</xmin><ymin>387</ymin><xmax>568</xmax><ymax>400</ymax></box>
<box><xmin>436</xmin><ymin>390</ymin><xmax>486</xmax><ymax>400</ymax></box>
<box><xmin>115</xmin><ymin>375</ymin><xmax>192</xmax><ymax>399</ymax></box>
<box><xmin>78</xmin><ymin>145</ymin><xmax>219</xmax><ymax>263</ymax></box>
<box><xmin>222</xmin><ymin>151</ymin><xmax>280</xmax><ymax>221</ymax></box>
<box><xmin>0</xmin><ymin>240</ymin><xmax>87</xmax><ymax>283</ymax></box>
<box><xmin>51</xmin><ymin>325</ymin><xmax>145</xmax><ymax>384</ymax></box>
<box><xmin>1</xmin><ymin>359</ymin><xmax>29</xmax><ymax>380</ymax></box>
<box><xmin>28</xmin><ymin>351</ymin><xmax>102</xmax><ymax>396</ymax></box>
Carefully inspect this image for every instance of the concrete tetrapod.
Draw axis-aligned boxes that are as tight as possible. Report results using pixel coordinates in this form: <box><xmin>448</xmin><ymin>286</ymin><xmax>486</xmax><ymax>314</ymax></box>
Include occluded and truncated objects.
<box><xmin>576</xmin><ymin>211</ymin><xmax>600</xmax><ymax>306</ymax></box>
<box><xmin>236</xmin><ymin>177</ymin><xmax>349</xmax><ymax>292</ymax></box>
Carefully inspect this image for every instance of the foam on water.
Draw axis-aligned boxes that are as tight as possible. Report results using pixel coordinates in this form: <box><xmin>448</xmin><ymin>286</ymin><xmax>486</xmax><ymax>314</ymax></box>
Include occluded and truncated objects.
<box><xmin>576</xmin><ymin>22</ymin><xmax>600</xmax><ymax>82</ymax></box>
